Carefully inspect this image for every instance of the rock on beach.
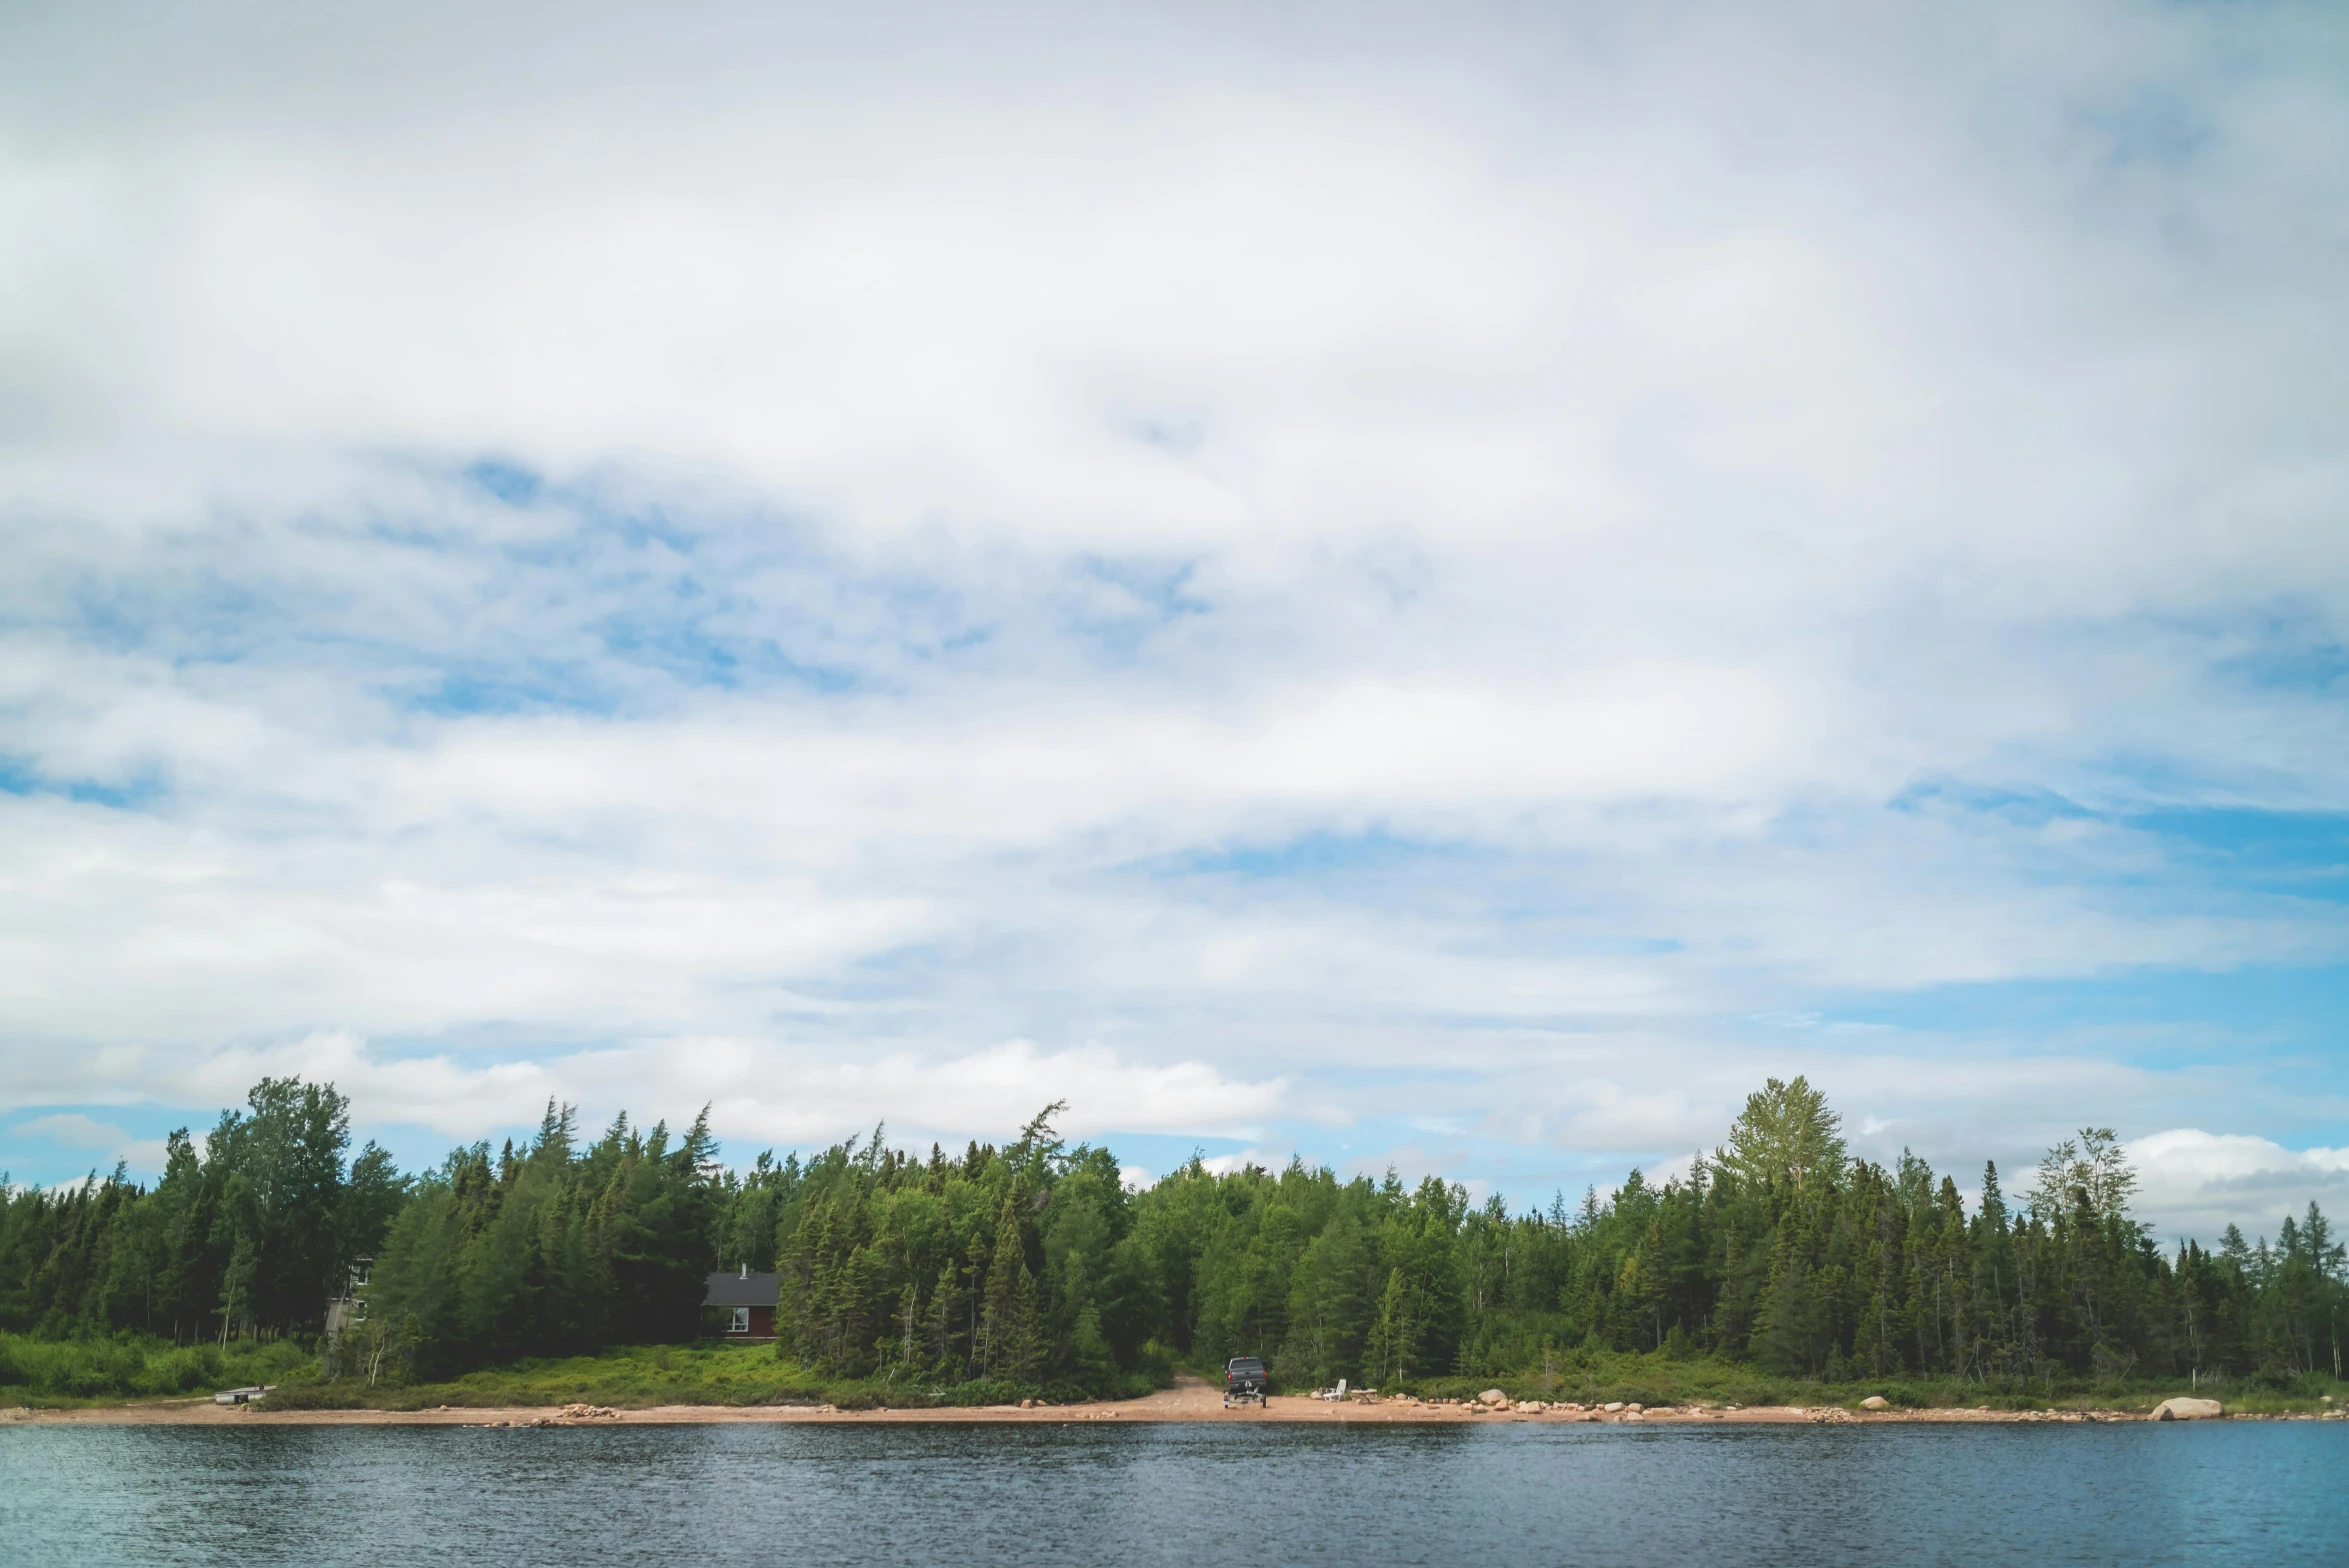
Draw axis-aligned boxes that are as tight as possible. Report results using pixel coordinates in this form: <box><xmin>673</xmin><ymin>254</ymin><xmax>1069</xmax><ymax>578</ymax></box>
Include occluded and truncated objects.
<box><xmin>2152</xmin><ymin>1397</ymin><xmax>2223</xmax><ymax>1422</ymax></box>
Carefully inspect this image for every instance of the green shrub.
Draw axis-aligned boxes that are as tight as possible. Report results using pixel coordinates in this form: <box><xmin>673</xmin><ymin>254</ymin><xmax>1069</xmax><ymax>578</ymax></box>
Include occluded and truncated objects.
<box><xmin>263</xmin><ymin>1383</ymin><xmax>373</xmax><ymax>1411</ymax></box>
<box><xmin>0</xmin><ymin>1331</ymin><xmax>315</xmax><ymax>1406</ymax></box>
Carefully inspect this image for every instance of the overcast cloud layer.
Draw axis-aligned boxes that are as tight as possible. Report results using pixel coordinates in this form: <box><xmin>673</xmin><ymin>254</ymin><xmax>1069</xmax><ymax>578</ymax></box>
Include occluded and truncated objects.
<box><xmin>2</xmin><ymin>0</ymin><xmax>2346</xmax><ymax>1243</ymax></box>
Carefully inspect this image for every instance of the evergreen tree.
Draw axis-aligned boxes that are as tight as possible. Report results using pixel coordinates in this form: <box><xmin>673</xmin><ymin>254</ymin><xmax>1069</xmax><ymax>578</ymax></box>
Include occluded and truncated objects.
<box><xmin>8</xmin><ymin>1074</ymin><xmax>2345</xmax><ymax>1402</ymax></box>
<box><xmin>1716</xmin><ymin>1077</ymin><xmax>1847</xmax><ymax>1195</ymax></box>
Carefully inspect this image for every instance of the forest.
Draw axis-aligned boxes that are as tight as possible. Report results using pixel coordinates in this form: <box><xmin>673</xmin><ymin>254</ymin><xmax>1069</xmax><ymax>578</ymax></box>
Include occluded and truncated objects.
<box><xmin>3</xmin><ymin>1075</ymin><xmax>2343</xmax><ymax>1403</ymax></box>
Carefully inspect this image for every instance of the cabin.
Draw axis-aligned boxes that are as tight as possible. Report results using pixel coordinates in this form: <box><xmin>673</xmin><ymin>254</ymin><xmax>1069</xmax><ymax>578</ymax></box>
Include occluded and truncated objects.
<box><xmin>702</xmin><ymin>1265</ymin><xmax>779</xmax><ymax>1340</ymax></box>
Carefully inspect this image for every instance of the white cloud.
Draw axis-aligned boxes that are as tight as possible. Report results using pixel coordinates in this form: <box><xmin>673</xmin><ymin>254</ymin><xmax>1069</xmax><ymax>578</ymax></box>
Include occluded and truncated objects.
<box><xmin>662</xmin><ymin>1038</ymin><xmax>1287</xmax><ymax>1152</ymax></box>
<box><xmin>9</xmin><ymin>1112</ymin><xmax>129</xmax><ymax>1149</ymax></box>
<box><xmin>0</xmin><ymin>1028</ymin><xmax>1280</xmax><ymax>1164</ymax></box>
<box><xmin>2128</xmin><ymin>1129</ymin><xmax>2349</xmax><ymax>1244</ymax></box>
<box><xmin>115</xmin><ymin>1140</ymin><xmax>174</xmax><ymax>1176</ymax></box>
<box><xmin>0</xmin><ymin>0</ymin><xmax>2342</xmax><ymax>1205</ymax></box>
<box><xmin>2</xmin><ymin>1113</ymin><xmax>167</xmax><ymax>1185</ymax></box>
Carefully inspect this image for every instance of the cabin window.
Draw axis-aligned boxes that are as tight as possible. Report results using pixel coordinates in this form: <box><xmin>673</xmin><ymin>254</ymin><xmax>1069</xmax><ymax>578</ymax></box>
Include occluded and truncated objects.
<box><xmin>729</xmin><ymin>1307</ymin><xmax>750</xmax><ymax>1334</ymax></box>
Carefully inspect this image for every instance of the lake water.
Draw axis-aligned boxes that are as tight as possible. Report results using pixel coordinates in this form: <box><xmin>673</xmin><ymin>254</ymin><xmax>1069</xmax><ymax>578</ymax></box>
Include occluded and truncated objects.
<box><xmin>5</xmin><ymin>1420</ymin><xmax>2342</xmax><ymax>1566</ymax></box>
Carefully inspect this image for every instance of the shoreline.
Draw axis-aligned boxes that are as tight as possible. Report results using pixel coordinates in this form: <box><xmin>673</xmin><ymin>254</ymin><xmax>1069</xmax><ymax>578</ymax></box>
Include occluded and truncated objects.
<box><xmin>13</xmin><ymin>1377</ymin><xmax>2340</xmax><ymax>1428</ymax></box>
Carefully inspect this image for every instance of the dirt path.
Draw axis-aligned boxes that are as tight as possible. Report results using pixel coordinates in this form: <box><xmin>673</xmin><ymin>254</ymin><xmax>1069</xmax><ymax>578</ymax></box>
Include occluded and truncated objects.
<box><xmin>12</xmin><ymin>1378</ymin><xmax>2259</xmax><ymax>1428</ymax></box>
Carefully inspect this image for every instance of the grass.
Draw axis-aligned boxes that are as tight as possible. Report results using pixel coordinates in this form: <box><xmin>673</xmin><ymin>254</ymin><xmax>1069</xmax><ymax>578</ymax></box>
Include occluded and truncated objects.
<box><xmin>8</xmin><ymin>1333</ymin><xmax>2334</xmax><ymax>1417</ymax></box>
<box><xmin>1382</xmin><ymin>1348</ymin><xmax>2347</xmax><ymax>1416</ymax></box>
<box><xmin>263</xmin><ymin>1343</ymin><xmax>1168</xmax><ymax>1412</ymax></box>
<box><xmin>0</xmin><ymin>1331</ymin><xmax>316</xmax><ymax>1407</ymax></box>
<box><xmin>272</xmin><ymin>1343</ymin><xmax>849</xmax><ymax>1411</ymax></box>
<box><xmin>3</xmin><ymin>1326</ymin><xmax>1170</xmax><ymax>1413</ymax></box>
<box><xmin>0</xmin><ymin>1333</ymin><xmax>1112</xmax><ymax>1413</ymax></box>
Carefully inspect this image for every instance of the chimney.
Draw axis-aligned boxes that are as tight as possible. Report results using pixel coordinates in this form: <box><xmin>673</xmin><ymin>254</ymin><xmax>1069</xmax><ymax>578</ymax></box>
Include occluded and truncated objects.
<box><xmin>740</xmin><ymin>1262</ymin><xmax>747</xmax><ymax>1279</ymax></box>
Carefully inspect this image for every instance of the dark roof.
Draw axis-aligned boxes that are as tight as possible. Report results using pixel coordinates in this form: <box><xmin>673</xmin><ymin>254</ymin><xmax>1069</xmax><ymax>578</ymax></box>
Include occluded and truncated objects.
<box><xmin>703</xmin><ymin>1271</ymin><xmax>780</xmax><ymax>1307</ymax></box>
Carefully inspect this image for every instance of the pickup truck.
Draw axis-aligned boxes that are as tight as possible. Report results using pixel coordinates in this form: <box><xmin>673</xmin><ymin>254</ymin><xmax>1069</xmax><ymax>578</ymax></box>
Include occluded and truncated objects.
<box><xmin>1223</xmin><ymin>1356</ymin><xmax>1268</xmax><ymax>1407</ymax></box>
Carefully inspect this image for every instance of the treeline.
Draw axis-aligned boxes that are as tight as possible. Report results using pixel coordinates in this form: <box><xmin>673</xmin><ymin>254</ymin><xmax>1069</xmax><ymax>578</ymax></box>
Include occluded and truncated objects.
<box><xmin>4</xmin><ymin>1076</ymin><xmax>2344</xmax><ymax>1398</ymax></box>
<box><xmin>748</xmin><ymin>1104</ymin><xmax>1156</xmax><ymax>1394</ymax></box>
<box><xmin>356</xmin><ymin>1104</ymin><xmax>724</xmax><ymax>1378</ymax></box>
<box><xmin>1162</xmin><ymin>1083</ymin><xmax>2346</xmax><ymax>1393</ymax></box>
<box><xmin>0</xmin><ymin>1080</ymin><xmax>403</xmax><ymax>1346</ymax></box>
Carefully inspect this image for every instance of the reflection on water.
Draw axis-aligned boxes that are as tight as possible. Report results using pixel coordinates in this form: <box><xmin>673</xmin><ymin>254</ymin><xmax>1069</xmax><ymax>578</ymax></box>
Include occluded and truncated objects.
<box><xmin>4</xmin><ymin>1420</ymin><xmax>2342</xmax><ymax>1567</ymax></box>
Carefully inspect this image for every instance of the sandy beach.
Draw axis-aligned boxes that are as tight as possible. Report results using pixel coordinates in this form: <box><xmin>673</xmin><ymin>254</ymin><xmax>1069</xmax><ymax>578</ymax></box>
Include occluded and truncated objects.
<box><xmin>16</xmin><ymin>1375</ymin><xmax>2299</xmax><ymax>1428</ymax></box>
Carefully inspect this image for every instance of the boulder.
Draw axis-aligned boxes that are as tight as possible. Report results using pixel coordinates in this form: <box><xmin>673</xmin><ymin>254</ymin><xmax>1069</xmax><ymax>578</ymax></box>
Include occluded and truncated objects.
<box><xmin>1478</xmin><ymin>1388</ymin><xmax>1508</xmax><ymax>1406</ymax></box>
<box><xmin>2152</xmin><ymin>1397</ymin><xmax>2223</xmax><ymax>1422</ymax></box>
<box><xmin>1861</xmin><ymin>1396</ymin><xmax>1889</xmax><ymax>1411</ymax></box>
<box><xmin>1625</xmin><ymin>1403</ymin><xmax>1643</xmax><ymax>1413</ymax></box>
<box><xmin>1603</xmin><ymin>1401</ymin><xmax>1625</xmax><ymax>1413</ymax></box>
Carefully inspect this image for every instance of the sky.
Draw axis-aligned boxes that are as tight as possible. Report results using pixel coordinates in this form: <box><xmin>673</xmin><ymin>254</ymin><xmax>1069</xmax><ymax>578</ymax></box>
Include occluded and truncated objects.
<box><xmin>1</xmin><ymin>0</ymin><xmax>2346</xmax><ymax>1243</ymax></box>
